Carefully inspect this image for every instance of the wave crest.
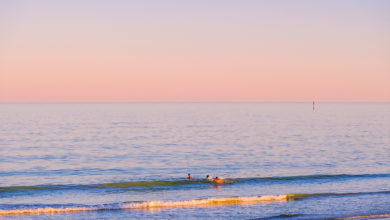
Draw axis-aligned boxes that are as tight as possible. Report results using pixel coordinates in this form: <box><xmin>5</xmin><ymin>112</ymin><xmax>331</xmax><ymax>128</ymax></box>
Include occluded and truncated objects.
<box><xmin>0</xmin><ymin>195</ymin><xmax>287</xmax><ymax>216</ymax></box>
<box><xmin>122</xmin><ymin>195</ymin><xmax>287</xmax><ymax>209</ymax></box>
<box><xmin>1</xmin><ymin>173</ymin><xmax>389</xmax><ymax>193</ymax></box>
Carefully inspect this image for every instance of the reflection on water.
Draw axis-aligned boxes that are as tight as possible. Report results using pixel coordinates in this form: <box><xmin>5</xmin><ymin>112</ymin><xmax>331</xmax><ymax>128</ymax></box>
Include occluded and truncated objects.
<box><xmin>0</xmin><ymin>103</ymin><xmax>389</xmax><ymax>219</ymax></box>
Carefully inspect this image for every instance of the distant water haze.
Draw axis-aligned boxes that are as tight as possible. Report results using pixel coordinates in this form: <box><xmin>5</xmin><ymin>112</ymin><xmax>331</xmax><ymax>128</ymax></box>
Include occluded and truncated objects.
<box><xmin>1</xmin><ymin>0</ymin><xmax>389</xmax><ymax>102</ymax></box>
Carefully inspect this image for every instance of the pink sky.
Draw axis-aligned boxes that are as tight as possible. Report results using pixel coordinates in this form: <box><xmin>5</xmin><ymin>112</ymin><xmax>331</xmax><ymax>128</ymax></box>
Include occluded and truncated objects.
<box><xmin>1</xmin><ymin>1</ymin><xmax>389</xmax><ymax>102</ymax></box>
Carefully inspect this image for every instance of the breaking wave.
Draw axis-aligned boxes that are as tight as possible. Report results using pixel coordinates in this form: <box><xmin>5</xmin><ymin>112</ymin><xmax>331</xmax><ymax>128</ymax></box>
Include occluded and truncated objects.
<box><xmin>0</xmin><ymin>195</ymin><xmax>287</xmax><ymax>216</ymax></box>
<box><xmin>1</xmin><ymin>190</ymin><xmax>390</xmax><ymax>216</ymax></box>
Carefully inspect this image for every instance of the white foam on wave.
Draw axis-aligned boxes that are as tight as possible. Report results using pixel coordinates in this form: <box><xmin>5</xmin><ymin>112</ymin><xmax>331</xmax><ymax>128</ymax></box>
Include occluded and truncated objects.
<box><xmin>122</xmin><ymin>195</ymin><xmax>287</xmax><ymax>209</ymax></box>
<box><xmin>0</xmin><ymin>195</ymin><xmax>287</xmax><ymax>216</ymax></box>
<box><xmin>0</xmin><ymin>207</ymin><xmax>96</xmax><ymax>216</ymax></box>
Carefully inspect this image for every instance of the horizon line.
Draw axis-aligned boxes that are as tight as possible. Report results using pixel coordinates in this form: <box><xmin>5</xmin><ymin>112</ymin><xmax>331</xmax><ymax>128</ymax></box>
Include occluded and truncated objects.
<box><xmin>1</xmin><ymin>101</ymin><xmax>389</xmax><ymax>104</ymax></box>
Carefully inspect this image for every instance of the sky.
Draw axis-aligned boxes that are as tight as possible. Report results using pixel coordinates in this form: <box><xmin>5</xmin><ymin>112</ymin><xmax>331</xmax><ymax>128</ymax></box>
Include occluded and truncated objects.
<box><xmin>0</xmin><ymin>0</ymin><xmax>389</xmax><ymax>102</ymax></box>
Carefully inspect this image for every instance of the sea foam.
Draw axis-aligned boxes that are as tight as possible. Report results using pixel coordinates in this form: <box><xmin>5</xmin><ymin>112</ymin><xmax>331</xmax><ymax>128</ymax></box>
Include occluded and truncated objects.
<box><xmin>0</xmin><ymin>195</ymin><xmax>287</xmax><ymax>216</ymax></box>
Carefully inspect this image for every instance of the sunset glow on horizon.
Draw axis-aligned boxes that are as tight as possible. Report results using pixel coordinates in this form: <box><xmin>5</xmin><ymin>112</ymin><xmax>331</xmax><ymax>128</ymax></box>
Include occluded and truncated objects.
<box><xmin>1</xmin><ymin>0</ymin><xmax>389</xmax><ymax>102</ymax></box>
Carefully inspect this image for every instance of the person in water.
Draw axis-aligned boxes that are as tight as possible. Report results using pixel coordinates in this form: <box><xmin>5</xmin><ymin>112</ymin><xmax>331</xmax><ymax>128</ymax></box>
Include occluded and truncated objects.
<box><xmin>213</xmin><ymin>176</ymin><xmax>223</xmax><ymax>184</ymax></box>
<box><xmin>187</xmin><ymin>173</ymin><xmax>193</xmax><ymax>179</ymax></box>
<box><xmin>206</xmin><ymin>175</ymin><xmax>213</xmax><ymax>181</ymax></box>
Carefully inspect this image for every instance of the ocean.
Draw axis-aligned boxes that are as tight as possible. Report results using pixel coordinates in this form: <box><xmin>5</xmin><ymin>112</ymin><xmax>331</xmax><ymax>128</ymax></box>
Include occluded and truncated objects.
<box><xmin>0</xmin><ymin>103</ymin><xmax>389</xmax><ymax>219</ymax></box>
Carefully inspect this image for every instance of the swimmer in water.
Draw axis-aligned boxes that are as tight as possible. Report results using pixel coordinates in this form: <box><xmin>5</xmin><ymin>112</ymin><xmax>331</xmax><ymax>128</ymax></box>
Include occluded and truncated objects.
<box><xmin>187</xmin><ymin>173</ymin><xmax>193</xmax><ymax>179</ymax></box>
<box><xmin>213</xmin><ymin>176</ymin><xmax>223</xmax><ymax>184</ymax></box>
<box><xmin>206</xmin><ymin>175</ymin><xmax>213</xmax><ymax>181</ymax></box>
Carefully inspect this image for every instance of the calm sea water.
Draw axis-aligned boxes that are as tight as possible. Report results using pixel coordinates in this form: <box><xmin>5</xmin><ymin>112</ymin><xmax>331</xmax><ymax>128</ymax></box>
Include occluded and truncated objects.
<box><xmin>0</xmin><ymin>103</ymin><xmax>389</xmax><ymax>219</ymax></box>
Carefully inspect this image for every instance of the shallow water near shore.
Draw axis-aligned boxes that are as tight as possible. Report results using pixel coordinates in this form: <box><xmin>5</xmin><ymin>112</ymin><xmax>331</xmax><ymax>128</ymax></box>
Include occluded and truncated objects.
<box><xmin>0</xmin><ymin>103</ymin><xmax>389</xmax><ymax>219</ymax></box>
